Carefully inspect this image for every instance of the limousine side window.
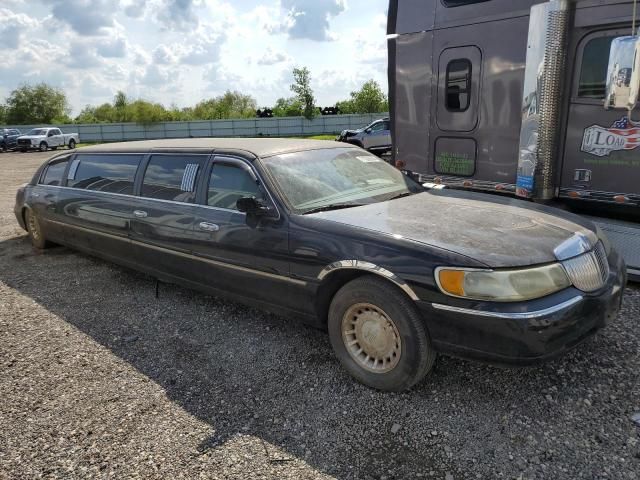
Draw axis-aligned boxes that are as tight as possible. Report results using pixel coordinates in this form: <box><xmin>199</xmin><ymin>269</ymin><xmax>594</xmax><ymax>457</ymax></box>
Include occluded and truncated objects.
<box><xmin>68</xmin><ymin>154</ymin><xmax>142</xmax><ymax>194</ymax></box>
<box><xmin>208</xmin><ymin>163</ymin><xmax>262</xmax><ymax>210</ymax></box>
<box><xmin>40</xmin><ymin>157</ymin><xmax>70</xmax><ymax>186</ymax></box>
<box><xmin>141</xmin><ymin>155</ymin><xmax>207</xmax><ymax>203</ymax></box>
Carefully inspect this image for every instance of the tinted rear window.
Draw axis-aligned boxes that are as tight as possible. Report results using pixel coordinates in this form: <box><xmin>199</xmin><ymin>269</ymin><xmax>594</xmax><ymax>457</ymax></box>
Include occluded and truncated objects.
<box><xmin>41</xmin><ymin>158</ymin><xmax>69</xmax><ymax>186</ymax></box>
<box><xmin>68</xmin><ymin>154</ymin><xmax>142</xmax><ymax>194</ymax></box>
<box><xmin>141</xmin><ymin>155</ymin><xmax>207</xmax><ymax>203</ymax></box>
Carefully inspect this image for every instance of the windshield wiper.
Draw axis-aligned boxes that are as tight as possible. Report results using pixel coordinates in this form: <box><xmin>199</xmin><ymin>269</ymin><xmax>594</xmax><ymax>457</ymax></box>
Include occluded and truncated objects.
<box><xmin>303</xmin><ymin>203</ymin><xmax>367</xmax><ymax>215</ymax></box>
<box><xmin>386</xmin><ymin>192</ymin><xmax>415</xmax><ymax>201</ymax></box>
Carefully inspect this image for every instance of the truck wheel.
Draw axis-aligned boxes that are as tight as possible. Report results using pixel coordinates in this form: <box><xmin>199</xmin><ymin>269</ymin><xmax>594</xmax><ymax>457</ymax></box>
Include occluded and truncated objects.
<box><xmin>0</xmin><ymin>142</ymin><xmax>6</xmax><ymax>152</ymax></box>
<box><xmin>51</xmin><ymin>146</ymin><xmax>58</xmax><ymax>151</ymax></box>
<box><xmin>39</xmin><ymin>142</ymin><xmax>48</xmax><ymax>152</ymax></box>
<box><xmin>328</xmin><ymin>275</ymin><xmax>436</xmax><ymax>391</ymax></box>
<box><xmin>25</xmin><ymin>209</ymin><xmax>51</xmax><ymax>249</ymax></box>
<box><xmin>68</xmin><ymin>139</ymin><xmax>76</xmax><ymax>149</ymax></box>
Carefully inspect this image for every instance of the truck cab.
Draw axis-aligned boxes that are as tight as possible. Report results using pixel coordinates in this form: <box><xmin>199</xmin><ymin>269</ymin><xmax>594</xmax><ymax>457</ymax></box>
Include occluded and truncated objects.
<box><xmin>388</xmin><ymin>0</ymin><xmax>640</xmax><ymax>278</ymax></box>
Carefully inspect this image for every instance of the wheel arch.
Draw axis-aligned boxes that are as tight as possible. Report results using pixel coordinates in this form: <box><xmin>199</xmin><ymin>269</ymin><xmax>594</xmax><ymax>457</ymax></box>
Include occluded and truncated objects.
<box><xmin>314</xmin><ymin>261</ymin><xmax>420</xmax><ymax>326</ymax></box>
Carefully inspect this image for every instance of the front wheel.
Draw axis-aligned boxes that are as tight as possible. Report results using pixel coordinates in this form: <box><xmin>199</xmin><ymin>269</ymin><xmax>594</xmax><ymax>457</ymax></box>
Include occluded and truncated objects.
<box><xmin>0</xmin><ymin>143</ymin><xmax>6</xmax><ymax>152</ymax></box>
<box><xmin>68</xmin><ymin>139</ymin><xmax>76</xmax><ymax>149</ymax></box>
<box><xmin>328</xmin><ymin>275</ymin><xmax>436</xmax><ymax>391</ymax></box>
<box><xmin>39</xmin><ymin>142</ymin><xmax>48</xmax><ymax>152</ymax></box>
<box><xmin>25</xmin><ymin>209</ymin><xmax>51</xmax><ymax>249</ymax></box>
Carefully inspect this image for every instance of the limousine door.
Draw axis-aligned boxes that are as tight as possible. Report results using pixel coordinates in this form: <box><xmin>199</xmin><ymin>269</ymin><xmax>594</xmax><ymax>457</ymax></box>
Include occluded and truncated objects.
<box><xmin>190</xmin><ymin>156</ymin><xmax>298</xmax><ymax>311</ymax></box>
<box><xmin>127</xmin><ymin>154</ymin><xmax>207</xmax><ymax>281</ymax></box>
<box><xmin>58</xmin><ymin>153</ymin><xmax>143</xmax><ymax>263</ymax></box>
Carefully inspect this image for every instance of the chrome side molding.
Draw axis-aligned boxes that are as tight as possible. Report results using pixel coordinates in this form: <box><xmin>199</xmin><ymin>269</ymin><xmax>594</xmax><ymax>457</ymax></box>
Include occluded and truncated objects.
<box><xmin>431</xmin><ymin>295</ymin><xmax>583</xmax><ymax>320</ymax></box>
<box><xmin>318</xmin><ymin>260</ymin><xmax>420</xmax><ymax>301</ymax></box>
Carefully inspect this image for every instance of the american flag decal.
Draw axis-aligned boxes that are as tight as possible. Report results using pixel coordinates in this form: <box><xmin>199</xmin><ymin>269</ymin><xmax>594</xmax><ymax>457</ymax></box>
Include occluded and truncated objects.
<box><xmin>581</xmin><ymin>116</ymin><xmax>640</xmax><ymax>157</ymax></box>
<box><xmin>180</xmin><ymin>164</ymin><xmax>199</xmax><ymax>191</ymax></box>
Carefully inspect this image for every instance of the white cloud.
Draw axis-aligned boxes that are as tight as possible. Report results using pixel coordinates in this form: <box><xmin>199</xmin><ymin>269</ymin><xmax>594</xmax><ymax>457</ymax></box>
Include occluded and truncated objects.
<box><xmin>96</xmin><ymin>36</ymin><xmax>128</xmax><ymax>58</ymax></box>
<box><xmin>280</xmin><ymin>0</ymin><xmax>347</xmax><ymax>41</ymax></box>
<box><xmin>1</xmin><ymin>0</ymin><xmax>390</xmax><ymax>115</ymax></box>
<box><xmin>0</xmin><ymin>8</ymin><xmax>39</xmax><ymax>48</ymax></box>
<box><xmin>255</xmin><ymin>47</ymin><xmax>291</xmax><ymax>66</ymax></box>
<box><xmin>43</xmin><ymin>0</ymin><xmax>119</xmax><ymax>36</ymax></box>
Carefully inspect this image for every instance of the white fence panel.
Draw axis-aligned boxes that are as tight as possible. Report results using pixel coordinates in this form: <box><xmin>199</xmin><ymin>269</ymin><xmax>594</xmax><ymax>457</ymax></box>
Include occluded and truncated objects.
<box><xmin>2</xmin><ymin>113</ymin><xmax>388</xmax><ymax>143</ymax></box>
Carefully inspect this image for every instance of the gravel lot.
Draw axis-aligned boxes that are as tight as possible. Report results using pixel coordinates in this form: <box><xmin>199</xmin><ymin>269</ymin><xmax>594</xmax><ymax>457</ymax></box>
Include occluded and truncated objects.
<box><xmin>0</xmin><ymin>150</ymin><xmax>639</xmax><ymax>480</ymax></box>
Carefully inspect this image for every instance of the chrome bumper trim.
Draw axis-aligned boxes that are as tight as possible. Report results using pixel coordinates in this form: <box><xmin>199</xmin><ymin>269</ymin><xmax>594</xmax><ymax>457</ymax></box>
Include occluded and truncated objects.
<box><xmin>431</xmin><ymin>295</ymin><xmax>583</xmax><ymax>320</ymax></box>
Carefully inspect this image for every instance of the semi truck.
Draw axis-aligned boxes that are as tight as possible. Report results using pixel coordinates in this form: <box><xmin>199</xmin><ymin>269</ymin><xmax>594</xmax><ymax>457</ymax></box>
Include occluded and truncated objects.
<box><xmin>387</xmin><ymin>0</ymin><xmax>640</xmax><ymax>279</ymax></box>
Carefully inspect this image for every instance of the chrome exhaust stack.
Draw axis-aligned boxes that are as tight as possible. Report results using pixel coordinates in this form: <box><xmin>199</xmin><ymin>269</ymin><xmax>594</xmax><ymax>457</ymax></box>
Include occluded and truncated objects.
<box><xmin>516</xmin><ymin>0</ymin><xmax>570</xmax><ymax>200</ymax></box>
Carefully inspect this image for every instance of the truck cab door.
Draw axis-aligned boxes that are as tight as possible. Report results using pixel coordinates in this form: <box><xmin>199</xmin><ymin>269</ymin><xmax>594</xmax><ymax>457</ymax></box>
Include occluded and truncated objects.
<box><xmin>561</xmin><ymin>27</ymin><xmax>639</xmax><ymax>201</ymax></box>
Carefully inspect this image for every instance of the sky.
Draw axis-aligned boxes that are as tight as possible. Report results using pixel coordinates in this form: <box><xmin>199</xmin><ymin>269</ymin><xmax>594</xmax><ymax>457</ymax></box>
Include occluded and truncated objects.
<box><xmin>0</xmin><ymin>0</ymin><xmax>389</xmax><ymax>115</ymax></box>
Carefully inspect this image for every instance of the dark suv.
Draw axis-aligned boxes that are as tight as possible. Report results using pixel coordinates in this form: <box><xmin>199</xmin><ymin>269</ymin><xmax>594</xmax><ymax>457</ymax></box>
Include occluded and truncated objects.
<box><xmin>1</xmin><ymin>129</ymin><xmax>22</xmax><ymax>152</ymax></box>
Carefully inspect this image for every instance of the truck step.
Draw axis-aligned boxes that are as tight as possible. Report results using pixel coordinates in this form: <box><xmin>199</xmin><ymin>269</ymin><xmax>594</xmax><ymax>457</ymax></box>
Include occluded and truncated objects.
<box><xmin>587</xmin><ymin>216</ymin><xmax>640</xmax><ymax>282</ymax></box>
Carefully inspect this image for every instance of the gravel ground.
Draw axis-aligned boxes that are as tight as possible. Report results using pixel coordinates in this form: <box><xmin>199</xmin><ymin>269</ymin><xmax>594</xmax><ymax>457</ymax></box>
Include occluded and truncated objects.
<box><xmin>0</xmin><ymin>150</ymin><xmax>639</xmax><ymax>480</ymax></box>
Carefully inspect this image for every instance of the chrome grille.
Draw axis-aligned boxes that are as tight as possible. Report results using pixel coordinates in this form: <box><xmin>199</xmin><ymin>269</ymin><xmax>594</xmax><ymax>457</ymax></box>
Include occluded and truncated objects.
<box><xmin>562</xmin><ymin>241</ymin><xmax>610</xmax><ymax>292</ymax></box>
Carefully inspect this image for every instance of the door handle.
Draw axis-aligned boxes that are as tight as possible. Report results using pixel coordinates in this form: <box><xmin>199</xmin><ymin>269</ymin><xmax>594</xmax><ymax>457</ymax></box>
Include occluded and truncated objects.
<box><xmin>32</xmin><ymin>193</ymin><xmax>40</xmax><ymax>198</ymax></box>
<box><xmin>199</xmin><ymin>222</ymin><xmax>220</xmax><ymax>232</ymax></box>
<box><xmin>133</xmin><ymin>210</ymin><xmax>148</xmax><ymax>218</ymax></box>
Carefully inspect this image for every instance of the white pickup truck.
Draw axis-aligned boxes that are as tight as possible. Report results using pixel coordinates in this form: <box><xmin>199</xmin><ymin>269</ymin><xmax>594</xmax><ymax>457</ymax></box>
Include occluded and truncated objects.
<box><xmin>16</xmin><ymin>128</ymin><xmax>79</xmax><ymax>152</ymax></box>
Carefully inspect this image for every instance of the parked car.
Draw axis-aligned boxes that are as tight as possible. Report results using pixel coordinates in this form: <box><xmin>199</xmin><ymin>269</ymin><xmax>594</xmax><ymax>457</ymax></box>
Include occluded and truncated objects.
<box><xmin>16</xmin><ymin>128</ymin><xmax>79</xmax><ymax>152</ymax></box>
<box><xmin>1</xmin><ymin>128</ymin><xmax>22</xmax><ymax>152</ymax></box>
<box><xmin>15</xmin><ymin>138</ymin><xmax>626</xmax><ymax>391</ymax></box>
<box><xmin>337</xmin><ymin>118</ymin><xmax>391</xmax><ymax>153</ymax></box>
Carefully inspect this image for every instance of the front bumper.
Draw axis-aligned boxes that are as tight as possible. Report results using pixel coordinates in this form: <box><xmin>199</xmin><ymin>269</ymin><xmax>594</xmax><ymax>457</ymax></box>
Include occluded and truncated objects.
<box><xmin>420</xmin><ymin>249</ymin><xmax>626</xmax><ymax>365</ymax></box>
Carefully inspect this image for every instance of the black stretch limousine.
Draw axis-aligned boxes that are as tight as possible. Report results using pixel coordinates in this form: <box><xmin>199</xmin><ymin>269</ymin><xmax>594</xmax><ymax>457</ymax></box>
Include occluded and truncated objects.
<box><xmin>15</xmin><ymin>139</ymin><xmax>626</xmax><ymax>391</ymax></box>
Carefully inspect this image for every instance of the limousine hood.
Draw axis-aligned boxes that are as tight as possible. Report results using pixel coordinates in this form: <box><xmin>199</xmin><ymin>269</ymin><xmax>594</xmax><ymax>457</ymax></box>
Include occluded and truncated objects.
<box><xmin>309</xmin><ymin>190</ymin><xmax>599</xmax><ymax>268</ymax></box>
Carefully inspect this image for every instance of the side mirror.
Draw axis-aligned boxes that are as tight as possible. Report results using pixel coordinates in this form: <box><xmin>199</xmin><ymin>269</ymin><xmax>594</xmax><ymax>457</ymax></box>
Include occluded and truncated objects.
<box><xmin>605</xmin><ymin>36</ymin><xmax>640</xmax><ymax>110</ymax></box>
<box><xmin>48</xmin><ymin>131</ymin><xmax>54</xmax><ymax>137</ymax></box>
<box><xmin>236</xmin><ymin>197</ymin><xmax>273</xmax><ymax>217</ymax></box>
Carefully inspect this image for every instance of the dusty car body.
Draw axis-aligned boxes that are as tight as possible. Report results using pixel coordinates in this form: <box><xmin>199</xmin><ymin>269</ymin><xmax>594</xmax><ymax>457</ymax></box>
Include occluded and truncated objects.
<box><xmin>14</xmin><ymin>138</ymin><xmax>626</xmax><ymax>391</ymax></box>
<box><xmin>16</xmin><ymin>128</ymin><xmax>79</xmax><ymax>152</ymax></box>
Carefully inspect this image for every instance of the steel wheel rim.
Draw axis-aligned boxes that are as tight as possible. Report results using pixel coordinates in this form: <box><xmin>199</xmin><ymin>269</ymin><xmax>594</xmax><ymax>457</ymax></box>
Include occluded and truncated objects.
<box><xmin>341</xmin><ymin>303</ymin><xmax>402</xmax><ymax>374</ymax></box>
<box><xmin>27</xmin><ymin>212</ymin><xmax>40</xmax><ymax>241</ymax></box>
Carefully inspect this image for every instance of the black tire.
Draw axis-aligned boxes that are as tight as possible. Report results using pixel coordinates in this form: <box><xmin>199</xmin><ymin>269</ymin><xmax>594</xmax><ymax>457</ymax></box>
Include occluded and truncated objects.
<box><xmin>39</xmin><ymin>142</ymin><xmax>48</xmax><ymax>152</ymax></box>
<box><xmin>0</xmin><ymin>142</ymin><xmax>6</xmax><ymax>153</ymax></box>
<box><xmin>20</xmin><ymin>149</ymin><xmax>27</xmax><ymax>153</ymax></box>
<box><xmin>68</xmin><ymin>139</ymin><xmax>76</xmax><ymax>149</ymax></box>
<box><xmin>25</xmin><ymin>209</ymin><xmax>50</xmax><ymax>249</ymax></box>
<box><xmin>51</xmin><ymin>146</ymin><xmax>58</xmax><ymax>150</ymax></box>
<box><xmin>328</xmin><ymin>275</ymin><xmax>436</xmax><ymax>391</ymax></box>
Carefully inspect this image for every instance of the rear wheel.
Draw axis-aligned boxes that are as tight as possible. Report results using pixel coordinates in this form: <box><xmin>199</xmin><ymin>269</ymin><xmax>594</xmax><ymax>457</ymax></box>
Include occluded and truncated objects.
<box><xmin>68</xmin><ymin>139</ymin><xmax>76</xmax><ymax>149</ymax></box>
<box><xmin>25</xmin><ymin>209</ymin><xmax>50</xmax><ymax>249</ymax></box>
<box><xmin>328</xmin><ymin>275</ymin><xmax>436</xmax><ymax>391</ymax></box>
<box><xmin>39</xmin><ymin>142</ymin><xmax>48</xmax><ymax>152</ymax></box>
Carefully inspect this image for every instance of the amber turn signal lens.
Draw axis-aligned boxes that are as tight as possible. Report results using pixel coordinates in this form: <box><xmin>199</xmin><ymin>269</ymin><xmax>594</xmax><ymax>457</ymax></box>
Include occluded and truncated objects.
<box><xmin>438</xmin><ymin>270</ymin><xmax>465</xmax><ymax>297</ymax></box>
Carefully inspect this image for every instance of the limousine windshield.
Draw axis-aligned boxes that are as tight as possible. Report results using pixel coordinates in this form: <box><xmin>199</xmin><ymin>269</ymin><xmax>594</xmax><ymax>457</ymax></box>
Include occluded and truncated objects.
<box><xmin>262</xmin><ymin>148</ymin><xmax>421</xmax><ymax>213</ymax></box>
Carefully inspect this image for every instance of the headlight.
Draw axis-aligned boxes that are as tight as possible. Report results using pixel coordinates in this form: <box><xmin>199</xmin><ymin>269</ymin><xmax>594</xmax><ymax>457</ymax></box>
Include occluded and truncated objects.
<box><xmin>435</xmin><ymin>263</ymin><xmax>571</xmax><ymax>302</ymax></box>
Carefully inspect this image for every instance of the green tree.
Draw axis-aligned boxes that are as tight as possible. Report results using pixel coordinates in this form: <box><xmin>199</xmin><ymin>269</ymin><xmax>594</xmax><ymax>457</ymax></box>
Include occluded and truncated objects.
<box><xmin>272</xmin><ymin>97</ymin><xmax>303</xmax><ymax>117</ymax></box>
<box><xmin>346</xmin><ymin>80</ymin><xmax>388</xmax><ymax>114</ymax></box>
<box><xmin>335</xmin><ymin>99</ymin><xmax>356</xmax><ymax>114</ymax></box>
<box><xmin>0</xmin><ymin>104</ymin><xmax>7</xmax><ymax>124</ymax></box>
<box><xmin>128</xmin><ymin>100</ymin><xmax>171</xmax><ymax>124</ymax></box>
<box><xmin>290</xmin><ymin>67</ymin><xmax>316</xmax><ymax>120</ymax></box>
<box><xmin>192</xmin><ymin>91</ymin><xmax>257</xmax><ymax>120</ymax></box>
<box><xmin>113</xmin><ymin>91</ymin><xmax>129</xmax><ymax>122</ymax></box>
<box><xmin>5</xmin><ymin>83</ymin><xmax>71</xmax><ymax>124</ymax></box>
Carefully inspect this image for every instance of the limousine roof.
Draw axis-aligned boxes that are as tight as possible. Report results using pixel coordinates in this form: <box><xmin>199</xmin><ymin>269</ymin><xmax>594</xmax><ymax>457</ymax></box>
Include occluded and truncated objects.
<box><xmin>78</xmin><ymin>138</ymin><xmax>358</xmax><ymax>159</ymax></box>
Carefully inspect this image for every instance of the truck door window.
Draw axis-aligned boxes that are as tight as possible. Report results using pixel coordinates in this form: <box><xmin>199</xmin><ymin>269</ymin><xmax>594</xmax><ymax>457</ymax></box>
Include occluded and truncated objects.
<box><xmin>446</xmin><ymin>59</ymin><xmax>472</xmax><ymax>112</ymax></box>
<box><xmin>578</xmin><ymin>36</ymin><xmax>615</xmax><ymax>99</ymax></box>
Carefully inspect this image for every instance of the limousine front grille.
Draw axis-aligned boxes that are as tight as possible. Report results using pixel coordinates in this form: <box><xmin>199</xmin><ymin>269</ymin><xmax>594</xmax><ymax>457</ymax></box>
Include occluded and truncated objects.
<box><xmin>562</xmin><ymin>241</ymin><xmax>610</xmax><ymax>292</ymax></box>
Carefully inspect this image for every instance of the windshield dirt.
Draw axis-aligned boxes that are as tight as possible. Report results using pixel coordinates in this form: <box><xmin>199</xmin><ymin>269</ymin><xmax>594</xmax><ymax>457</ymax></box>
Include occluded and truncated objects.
<box><xmin>262</xmin><ymin>148</ymin><xmax>422</xmax><ymax>213</ymax></box>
